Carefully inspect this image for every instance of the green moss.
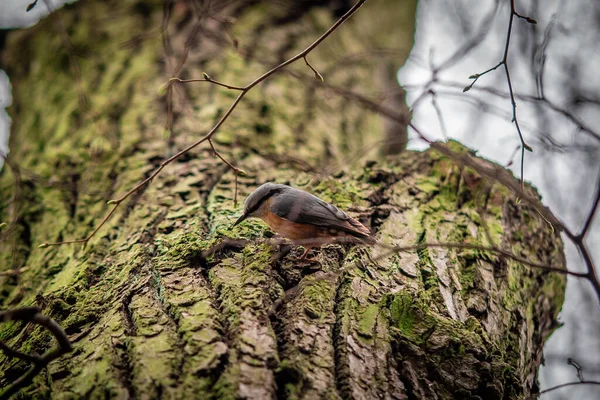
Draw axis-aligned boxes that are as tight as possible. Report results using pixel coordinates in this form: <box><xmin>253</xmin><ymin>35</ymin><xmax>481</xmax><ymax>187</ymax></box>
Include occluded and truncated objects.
<box><xmin>415</xmin><ymin>176</ymin><xmax>440</xmax><ymax>194</ymax></box>
<box><xmin>0</xmin><ymin>321</ymin><xmax>21</xmax><ymax>342</ymax></box>
<box><xmin>357</xmin><ymin>303</ymin><xmax>380</xmax><ymax>339</ymax></box>
<box><xmin>542</xmin><ymin>273</ymin><xmax>566</xmax><ymax>312</ymax></box>
<box><xmin>405</xmin><ymin>208</ymin><xmax>424</xmax><ymax>239</ymax></box>
<box><xmin>389</xmin><ymin>289</ymin><xmax>487</xmax><ymax>359</ymax></box>
<box><xmin>459</xmin><ymin>263</ymin><xmax>477</xmax><ymax>293</ymax></box>
<box><xmin>305</xmin><ymin>179</ymin><xmax>367</xmax><ymax>210</ymax></box>
<box><xmin>503</xmin><ymin>262</ymin><xmax>529</xmax><ymax>311</ymax></box>
<box><xmin>243</xmin><ymin>243</ymin><xmax>274</xmax><ymax>272</ymax></box>
<box><xmin>212</xmin><ymin>360</ymin><xmax>239</xmax><ymax>400</ymax></box>
<box><xmin>438</xmin><ymin>140</ymin><xmax>472</xmax><ymax>157</ymax></box>
<box><xmin>301</xmin><ymin>277</ymin><xmax>335</xmax><ymax>319</ymax></box>
<box><xmin>389</xmin><ymin>292</ymin><xmax>415</xmax><ymax>338</ymax></box>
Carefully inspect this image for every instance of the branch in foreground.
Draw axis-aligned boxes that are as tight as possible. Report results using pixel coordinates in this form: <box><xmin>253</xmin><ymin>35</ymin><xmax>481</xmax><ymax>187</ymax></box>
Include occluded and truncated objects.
<box><xmin>204</xmin><ymin>235</ymin><xmax>578</xmax><ymax>278</ymax></box>
<box><xmin>0</xmin><ymin>307</ymin><xmax>72</xmax><ymax>400</ymax></box>
<box><xmin>368</xmin><ymin>241</ymin><xmax>582</xmax><ymax>277</ymax></box>
<box><xmin>40</xmin><ymin>0</ymin><xmax>368</xmax><ymax>248</ymax></box>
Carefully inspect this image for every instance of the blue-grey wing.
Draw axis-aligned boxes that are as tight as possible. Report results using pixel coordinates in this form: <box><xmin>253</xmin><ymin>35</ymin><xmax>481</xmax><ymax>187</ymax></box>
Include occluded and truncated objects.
<box><xmin>269</xmin><ymin>188</ymin><xmax>371</xmax><ymax>238</ymax></box>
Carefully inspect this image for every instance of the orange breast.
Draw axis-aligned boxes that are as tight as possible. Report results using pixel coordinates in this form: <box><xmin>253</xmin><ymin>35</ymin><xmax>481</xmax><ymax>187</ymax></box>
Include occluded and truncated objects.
<box><xmin>262</xmin><ymin>211</ymin><xmax>321</xmax><ymax>241</ymax></box>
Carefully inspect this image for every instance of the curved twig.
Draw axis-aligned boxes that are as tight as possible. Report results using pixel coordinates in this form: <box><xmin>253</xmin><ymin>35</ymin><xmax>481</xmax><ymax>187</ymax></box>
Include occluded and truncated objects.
<box><xmin>0</xmin><ymin>307</ymin><xmax>72</xmax><ymax>400</ymax></box>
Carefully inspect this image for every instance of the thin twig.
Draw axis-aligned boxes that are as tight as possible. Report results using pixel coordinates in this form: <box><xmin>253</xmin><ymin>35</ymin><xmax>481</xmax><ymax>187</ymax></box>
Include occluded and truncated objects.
<box><xmin>564</xmin><ymin>228</ymin><xmax>600</xmax><ymax>305</ymax></box>
<box><xmin>568</xmin><ymin>358</ymin><xmax>584</xmax><ymax>382</ymax></box>
<box><xmin>0</xmin><ymin>341</ymin><xmax>41</xmax><ymax>363</ymax></box>
<box><xmin>577</xmin><ymin>166</ymin><xmax>600</xmax><ymax>239</ymax></box>
<box><xmin>303</xmin><ymin>56</ymin><xmax>324</xmax><ymax>81</ymax></box>
<box><xmin>430</xmin><ymin>91</ymin><xmax>449</xmax><ymax>140</ymax></box>
<box><xmin>208</xmin><ymin>139</ymin><xmax>245</xmax><ymax>204</ymax></box>
<box><xmin>370</xmin><ymin>241</ymin><xmax>582</xmax><ymax>277</ymax></box>
<box><xmin>463</xmin><ymin>0</ymin><xmax>536</xmax><ymax>189</ymax></box>
<box><xmin>285</xmin><ymin>69</ymin><xmax>412</xmax><ymax>132</ymax></box>
<box><xmin>169</xmin><ymin>76</ymin><xmax>245</xmax><ymax>91</ymax></box>
<box><xmin>538</xmin><ymin>380</ymin><xmax>600</xmax><ymax>396</ymax></box>
<box><xmin>207</xmin><ymin>139</ymin><xmax>244</xmax><ymax>175</ymax></box>
<box><xmin>433</xmin><ymin>80</ymin><xmax>600</xmax><ymax>142</ymax></box>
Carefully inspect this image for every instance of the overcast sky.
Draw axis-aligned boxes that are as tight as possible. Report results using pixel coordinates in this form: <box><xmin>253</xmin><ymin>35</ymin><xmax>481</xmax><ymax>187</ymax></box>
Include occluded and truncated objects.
<box><xmin>0</xmin><ymin>0</ymin><xmax>68</xmax><ymax>28</ymax></box>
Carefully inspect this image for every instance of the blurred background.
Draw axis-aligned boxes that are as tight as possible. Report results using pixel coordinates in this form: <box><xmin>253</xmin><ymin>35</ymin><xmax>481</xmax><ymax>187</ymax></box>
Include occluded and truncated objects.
<box><xmin>1</xmin><ymin>0</ymin><xmax>599</xmax><ymax>398</ymax></box>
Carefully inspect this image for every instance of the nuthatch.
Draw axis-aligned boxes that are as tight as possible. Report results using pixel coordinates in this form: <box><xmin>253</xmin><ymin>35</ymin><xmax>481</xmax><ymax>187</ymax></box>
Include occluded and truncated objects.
<box><xmin>234</xmin><ymin>182</ymin><xmax>375</xmax><ymax>259</ymax></box>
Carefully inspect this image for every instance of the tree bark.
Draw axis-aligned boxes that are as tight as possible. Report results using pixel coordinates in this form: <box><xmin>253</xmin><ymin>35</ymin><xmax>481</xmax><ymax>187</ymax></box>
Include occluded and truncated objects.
<box><xmin>0</xmin><ymin>0</ymin><xmax>564</xmax><ymax>399</ymax></box>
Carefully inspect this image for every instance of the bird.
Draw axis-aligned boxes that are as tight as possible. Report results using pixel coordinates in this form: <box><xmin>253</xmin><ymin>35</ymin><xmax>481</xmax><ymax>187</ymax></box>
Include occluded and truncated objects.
<box><xmin>233</xmin><ymin>182</ymin><xmax>376</xmax><ymax>259</ymax></box>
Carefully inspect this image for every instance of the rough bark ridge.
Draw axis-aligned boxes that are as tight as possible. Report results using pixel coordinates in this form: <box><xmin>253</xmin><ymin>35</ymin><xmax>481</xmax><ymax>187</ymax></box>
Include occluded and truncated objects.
<box><xmin>0</xmin><ymin>0</ymin><xmax>564</xmax><ymax>399</ymax></box>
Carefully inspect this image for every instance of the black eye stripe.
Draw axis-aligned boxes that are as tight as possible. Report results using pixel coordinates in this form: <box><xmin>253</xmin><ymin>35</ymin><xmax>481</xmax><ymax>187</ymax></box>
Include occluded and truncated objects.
<box><xmin>247</xmin><ymin>191</ymin><xmax>275</xmax><ymax>214</ymax></box>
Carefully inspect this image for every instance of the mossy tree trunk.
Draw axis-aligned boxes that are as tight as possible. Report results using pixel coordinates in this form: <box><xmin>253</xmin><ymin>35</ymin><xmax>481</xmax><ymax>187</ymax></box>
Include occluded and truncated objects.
<box><xmin>0</xmin><ymin>0</ymin><xmax>564</xmax><ymax>399</ymax></box>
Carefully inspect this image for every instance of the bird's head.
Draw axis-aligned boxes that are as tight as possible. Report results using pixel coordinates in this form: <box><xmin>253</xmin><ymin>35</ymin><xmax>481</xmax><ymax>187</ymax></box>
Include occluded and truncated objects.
<box><xmin>233</xmin><ymin>182</ymin><xmax>285</xmax><ymax>226</ymax></box>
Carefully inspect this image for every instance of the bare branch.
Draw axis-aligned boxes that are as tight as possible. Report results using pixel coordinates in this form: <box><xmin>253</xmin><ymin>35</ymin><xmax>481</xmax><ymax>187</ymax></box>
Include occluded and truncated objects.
<box><xmin>208</xmin><ymin>139</ymin><xmax>245</xmax><ymax>205</ymax></box>
<box><xmin>538</xmin><ymin>380</ymin><xmax>600</xmax><ymax>396</ymax></box>
<box><xmin>368</xmin><ymin>241</ymin><xmax>582</xmax><ymax>278</ymax></box>
<box><xmin>206</xmin><ymin>235</ymin><xmax>579</xmax><ymax>279</ymax></box>
<box><xmin>462</xmin><ymin>0</ymin><xmax>536</xmax><ymax>189</ymax></box>
<box><xmin>169</xmin><ymin>75</ymin><xmax>245</xmax><ymax>91</ymax></box>
<box><xmin>0</xmin><ymin>308</ymin><xmax>72</xmax><ymax>400</ymax></box>
<box><xmin>568</xmin><ymin>358</ymin><xmax>584</xmax><ymax>382</ymax></box>
<box><xmin>578</xmin><ymin>166</ymin><xmax>600</xmax><ymax>239</ymax></box>
<box><xmin>430</xmin><ymin>91</ymin><xmax>449</xmax><ymax>140</ymax></box>
<box><xmin>432</xmin><ymin>80</ymin><xmax>600</xmax><ymax>142</ymax></box>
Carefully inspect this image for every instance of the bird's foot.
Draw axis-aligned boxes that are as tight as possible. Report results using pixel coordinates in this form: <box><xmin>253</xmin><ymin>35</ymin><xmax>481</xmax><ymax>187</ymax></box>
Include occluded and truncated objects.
<box><xmin>295</xmin><ymin>246</ymin><xmax>320</xmax><ymax>264</ymax></box>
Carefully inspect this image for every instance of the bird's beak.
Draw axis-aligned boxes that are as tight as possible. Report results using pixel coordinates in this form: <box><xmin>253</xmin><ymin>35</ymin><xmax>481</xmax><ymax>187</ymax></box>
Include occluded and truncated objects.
<box><xmin>233</xmin><ymin>213</ymin><xmax>248</xmax><ymax>227</ymax></box>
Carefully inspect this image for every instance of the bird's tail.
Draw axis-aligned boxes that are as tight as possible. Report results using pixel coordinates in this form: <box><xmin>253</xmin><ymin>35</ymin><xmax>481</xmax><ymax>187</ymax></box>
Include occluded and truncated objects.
<box><xmin>358</xmin><ymin>234</ymin><xmax>377</xmax><ymax>246</ymax></box>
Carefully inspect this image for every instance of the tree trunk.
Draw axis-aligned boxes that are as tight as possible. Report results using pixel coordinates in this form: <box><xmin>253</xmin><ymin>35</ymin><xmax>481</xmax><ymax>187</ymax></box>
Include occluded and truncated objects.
<box><xmin>0</xmin><ymin>0</ymin><xmax>564</xmax><ymax>399</ymax></box>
